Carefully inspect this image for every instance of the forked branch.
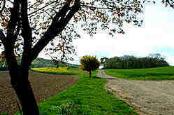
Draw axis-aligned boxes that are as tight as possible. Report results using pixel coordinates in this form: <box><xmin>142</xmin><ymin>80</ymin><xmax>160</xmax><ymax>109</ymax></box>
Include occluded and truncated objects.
<box><xmin>30</xmin><ymin>0</ymin><xmax>80</xmax><ymax>62</ymax></box>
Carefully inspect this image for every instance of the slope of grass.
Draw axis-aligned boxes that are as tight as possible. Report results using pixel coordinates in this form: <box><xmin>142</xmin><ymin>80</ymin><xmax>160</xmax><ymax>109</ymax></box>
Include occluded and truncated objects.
<box><xmin>105</xmin><ymin>66</ymin><xmax>174</xmax><ymax>80</ymax></box>
<box><xmin>37</xmin><ymin>68</ymin><xmax>137</xmax><ymax>115</ymax></box>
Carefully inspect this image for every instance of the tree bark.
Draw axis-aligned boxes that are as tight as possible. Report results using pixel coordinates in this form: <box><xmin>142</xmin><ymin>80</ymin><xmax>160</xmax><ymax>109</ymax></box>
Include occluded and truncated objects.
<box><xmin>10</xmin><ymin>68</ymin><xmax>39</xmax><ymax>115</ymax></box>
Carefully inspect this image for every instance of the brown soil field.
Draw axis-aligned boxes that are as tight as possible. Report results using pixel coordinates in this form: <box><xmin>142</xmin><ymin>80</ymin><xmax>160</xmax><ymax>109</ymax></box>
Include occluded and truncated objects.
<box><xmin>0</xmin><ymin>71</ymin><xmax>77</xmax><ymax>114</ymax></box>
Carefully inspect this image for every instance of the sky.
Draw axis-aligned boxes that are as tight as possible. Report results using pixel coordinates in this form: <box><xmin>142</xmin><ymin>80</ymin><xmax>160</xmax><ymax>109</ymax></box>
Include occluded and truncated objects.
<box><xmin>1</xmin><ymin>1</ymin><xmax>174</xmax><ymax>65</ymax></box>
<box><xmin>39</xmin><ymin>2</ymin><xmax>174</xmax><ymax>65</ymax></box>
<box><xmin>73</xmin><ymin>2</ymin><xmax>174</xmax><ymax>65</ymax></box>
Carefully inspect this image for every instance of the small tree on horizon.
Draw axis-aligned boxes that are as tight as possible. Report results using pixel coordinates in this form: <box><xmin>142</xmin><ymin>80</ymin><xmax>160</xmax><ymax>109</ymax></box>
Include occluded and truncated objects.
<box><xmin>80</xmin><ymin>55</ymin><xmax>100</xmax><ymax>78</ymax></box>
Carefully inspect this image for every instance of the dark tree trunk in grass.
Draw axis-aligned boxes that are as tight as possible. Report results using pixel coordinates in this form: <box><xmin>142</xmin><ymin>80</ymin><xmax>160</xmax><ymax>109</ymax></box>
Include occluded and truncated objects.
<box><xmin>89</xmin><ymin>71</ymin><xmax>92</xmax><ymax>78</ymax></box>
<box><xmin>56</xmin><ymin>63</ymin><xmax>59</xmax><ymax>68</ymax></box>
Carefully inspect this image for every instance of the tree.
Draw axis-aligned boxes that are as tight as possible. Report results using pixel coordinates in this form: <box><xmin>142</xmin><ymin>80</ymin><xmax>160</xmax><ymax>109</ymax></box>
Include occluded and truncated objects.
<box><xmin>45</xmin><ymin>34</ymin><xmax>76</xmax><ymax>68</ymax></box>
<box><xmin>0</xmin><ymin>0</ymin><xmax>173</xmax><ymax>114</ymax></box>
<box><xmin>80</xmin><ymin>55</ymin><xmax>100</xmax><ymax>78</ymax></box>
<box><xmin>100</xmin><ymin>57</ymin><xmax>108</xmax><ymax>64</ymax></box>
<box><xmin>104</xmin><ymin>54</ymin><xmax>169</xmax><ymax>69</ymax></box>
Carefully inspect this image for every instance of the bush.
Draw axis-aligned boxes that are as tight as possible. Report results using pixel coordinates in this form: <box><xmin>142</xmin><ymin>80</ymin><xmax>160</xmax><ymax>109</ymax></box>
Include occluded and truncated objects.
<box><xmin>80</xmin><ymin>55</ymin><xmax>100</xmax><ymax>77</ymax></box>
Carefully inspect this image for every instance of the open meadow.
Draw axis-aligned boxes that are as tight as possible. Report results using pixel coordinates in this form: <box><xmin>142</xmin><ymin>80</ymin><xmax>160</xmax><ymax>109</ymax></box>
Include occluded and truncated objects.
<box><xmin>105</xmin><ymin>66</ymin><xmax>174</xmax><ymax>80</ymax></box>
<box><xmin>0</xmin><ymin>68</ymin><xmax>136</xmax><ymax>115</ymax></box>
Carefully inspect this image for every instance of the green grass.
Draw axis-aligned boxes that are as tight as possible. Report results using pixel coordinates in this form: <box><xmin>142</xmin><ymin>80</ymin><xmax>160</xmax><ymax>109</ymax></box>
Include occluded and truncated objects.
<box><xmin>105</xmin><ymin>66</ymin><xmax>174</xmax><ymax>80</ymax></box>
<box><xmin>36</xmin><ymin>68</ymin><xmax>137</xmax><ymax>115</ymax></box>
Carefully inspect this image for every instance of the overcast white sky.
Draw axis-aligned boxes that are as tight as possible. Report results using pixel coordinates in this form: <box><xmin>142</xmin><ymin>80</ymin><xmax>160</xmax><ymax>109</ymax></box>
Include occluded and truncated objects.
<box><xmin>40</xmin><ymin>2</ymin><xmax>174</xmax><ymax>65</ymax></box>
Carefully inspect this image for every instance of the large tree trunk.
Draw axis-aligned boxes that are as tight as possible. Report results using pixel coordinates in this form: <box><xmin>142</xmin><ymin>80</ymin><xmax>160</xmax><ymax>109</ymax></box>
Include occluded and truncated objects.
<box><xmin>10</xmin><ymin>67</ymin><xmax>39</xmax><ymax>115</ymax></box>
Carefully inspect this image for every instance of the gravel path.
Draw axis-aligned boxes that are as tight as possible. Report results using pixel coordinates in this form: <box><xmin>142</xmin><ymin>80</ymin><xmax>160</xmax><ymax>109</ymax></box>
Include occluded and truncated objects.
<box><xmin>97</xmin><ymin>70</ymin><xmax>174</xmax><ymax>115</ymax></box>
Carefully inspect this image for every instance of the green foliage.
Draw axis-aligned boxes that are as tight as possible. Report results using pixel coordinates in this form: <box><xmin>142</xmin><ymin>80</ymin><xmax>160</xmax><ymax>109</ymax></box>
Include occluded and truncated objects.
<box><xmin>31</xmin><ymin>58</ymin><xmax>56</xmax><ymax>68</ymax></box>
<box><xmin>0</xmin><ymin>112</ymin><xmax>8</xmax><ymax>115</ymax></box>
<box><xmin>0</xmin><ymin>62</ymin><xmax>7</xmax><ymax>71</ymax></box>
<box><xmin>105</xmin><ymin>66</ymin><xmax>174</xmax><ymax>80</ymax></box>
<box><xmin>104</xmin><ymin>54</ymin><xmax>169</xmax><ymax>69</ymax></box>
<box><xmin>31</xmin><ymin>58</ymin><xmax>78</xmax><ymax>68</ymax></box>
<box><xmin>39</xmin><ymin>69</ymin><xmax>137</xmax><ymax>115</ymax></box>
<box><xmin>80</xmin><ymin>55</ymin><xmax>100</xmax><ymax>77</ymax></box>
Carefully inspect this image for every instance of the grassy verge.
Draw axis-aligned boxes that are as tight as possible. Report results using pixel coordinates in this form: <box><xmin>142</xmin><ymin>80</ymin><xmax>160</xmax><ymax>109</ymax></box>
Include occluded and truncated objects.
<box><xmin>105</xmin><ymin>66</ymin><xmax>174</xmax><ymax>80</ymax></box>
<box><xmin>36</xmin><ymin>68</ymin><xmax>137</xmax><ymax>115</ymax></box>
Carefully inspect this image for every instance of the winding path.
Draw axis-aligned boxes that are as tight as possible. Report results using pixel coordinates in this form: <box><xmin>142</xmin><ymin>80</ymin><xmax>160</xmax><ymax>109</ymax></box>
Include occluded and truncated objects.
<box><xmin>97</xmin><ymin>70</ymin><xmax>174</xmax><ymax>115</ymax></box>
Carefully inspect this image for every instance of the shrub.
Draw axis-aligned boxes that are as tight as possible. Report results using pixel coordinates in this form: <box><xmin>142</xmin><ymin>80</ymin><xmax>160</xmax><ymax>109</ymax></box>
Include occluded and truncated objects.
<box><xmin>80</xmin><ymin>55</ymin><xmax>100</xmax><ymax>78</ymax></box>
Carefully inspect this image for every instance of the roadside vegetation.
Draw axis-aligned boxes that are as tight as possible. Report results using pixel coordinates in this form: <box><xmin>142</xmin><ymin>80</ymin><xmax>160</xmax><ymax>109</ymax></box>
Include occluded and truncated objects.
<box><xmin>105</xmin><ymin>66</ymin><xmax>174</xmax><ymax>80</ymax></box>
<box><xmin>103</xmin><ymin>54</ymin><xmax>169</xmax><ymax>69</ymax></box>
<box><xmin>34</xmin><ymin>68</ymin><xmax>137</xmax><ymax>115</ymax></box>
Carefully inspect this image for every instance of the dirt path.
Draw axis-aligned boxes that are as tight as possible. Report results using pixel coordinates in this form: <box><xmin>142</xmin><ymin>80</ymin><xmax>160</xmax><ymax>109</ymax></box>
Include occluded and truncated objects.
<box><xmin>97</xmin><ymin>70</ymin><xmax>174</xmax><ymax>115</ymax></box>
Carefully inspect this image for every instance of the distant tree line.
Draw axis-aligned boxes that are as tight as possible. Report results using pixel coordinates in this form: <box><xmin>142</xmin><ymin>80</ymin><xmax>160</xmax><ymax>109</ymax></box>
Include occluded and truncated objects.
<box><xmin>103</xmin><ymin>54</ymin><xmax>169</xmax><ymax>69</ymax></box>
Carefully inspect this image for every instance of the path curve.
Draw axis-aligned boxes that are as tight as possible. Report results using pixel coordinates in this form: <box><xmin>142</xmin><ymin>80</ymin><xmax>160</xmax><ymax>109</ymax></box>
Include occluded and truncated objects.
<box><xmin>97</xmin><ymin>70</ymin><xmax>174</xmax><ymax>115</ymax></box>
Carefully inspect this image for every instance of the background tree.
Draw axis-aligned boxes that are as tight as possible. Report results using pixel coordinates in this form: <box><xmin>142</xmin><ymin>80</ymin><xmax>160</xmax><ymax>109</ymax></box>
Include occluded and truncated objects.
<box><xmin>45</xmin><ymin>33</ymin><xmax>76</xmax><ymax>68</ymax></box>
<box><xmin>100</xmin><ymin>57</ymin><xmax>108</xmax><ymax>64</ymax></box>
<box><xmin>0</xmin><ymin>0</ymin><xmax>173</xmax><ymax>114</ymax></box>
<box><xmin>104</xmin><ymin>54</ymin><xmax>169</xmax><ymax>69</ymax></box>
<box><xmin>80</xmin><ymin>55</ymin><xmax>100</xmax><ymax>78</ymax></box>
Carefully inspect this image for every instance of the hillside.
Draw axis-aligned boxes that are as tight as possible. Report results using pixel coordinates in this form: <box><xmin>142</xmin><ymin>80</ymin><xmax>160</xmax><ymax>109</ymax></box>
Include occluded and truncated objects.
<box><xmin>31</xmin><ymin>58</ymin><xmax>79</xmax><ymax>68</ymax></box>
<box><xmin>31</xmin><ymin>58</ymin><xmax>55</xmax><ymax>68</ymax></box>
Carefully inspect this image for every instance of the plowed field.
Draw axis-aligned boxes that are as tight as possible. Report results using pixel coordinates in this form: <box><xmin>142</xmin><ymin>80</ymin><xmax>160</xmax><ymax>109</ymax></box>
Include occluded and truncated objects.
<box><xmin>0</xmin><ymin>71</ymin><xmax>77</xmax><ymax>114</ymax></box>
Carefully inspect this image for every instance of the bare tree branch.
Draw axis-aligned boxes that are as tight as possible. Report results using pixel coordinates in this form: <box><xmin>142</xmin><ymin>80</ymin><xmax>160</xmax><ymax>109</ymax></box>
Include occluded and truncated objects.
<box><xmin>0</xmin><ymin>0</ymin><xmax>6</xmax><ymax>15</ymax></box>
<box><xmin>28</xmin><ymin>1</ymin><xmax>65</xmax><ymax>17</ymax></box>
<box><xmin>30</xmin><ymin>0</ymin><xmax>80</xmax><ymax>62</ymax></box>
<box><xmin>0</xmin><ymin>29</ymin><xmax>5</xmax><ymax>43</ymax></box>
<box><xmin>165</xmin><ymin>0</ymin><xmax>174</xmax><ymax>8</ymax></box>
<box><xmin>6</xmin><ymin>0</ymin><xmax>19</xmax><ymax>44</ymax></box>
<box><xmin>3</xmin><ymin>0</ymin><xmax>20</xmax><ymax>73</ymax></box>
<box><xmin>21</xmin><ymin>0</ymin><xmax>32</xmax><ymax>68</ymax></box>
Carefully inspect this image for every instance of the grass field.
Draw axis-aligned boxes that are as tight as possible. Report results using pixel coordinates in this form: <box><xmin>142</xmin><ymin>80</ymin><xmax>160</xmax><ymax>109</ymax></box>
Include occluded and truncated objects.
<box><xmin>36</xmin><ymin>68</ymin><xmax>137</xmax><ymax>115</ymax></box>
<box><xmin>105</xmin><ymin>66</ymin><xmax>174</xmax><ymax>80</ymax></box>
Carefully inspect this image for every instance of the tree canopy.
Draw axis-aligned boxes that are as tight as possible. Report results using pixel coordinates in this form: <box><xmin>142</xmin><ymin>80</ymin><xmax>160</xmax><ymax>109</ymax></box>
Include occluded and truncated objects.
<box><xmin>80</xmin><ymin>55</ymin><xmax>100</xmax><ymax>77</ymax></box>
<box><xmin>0</xmin><ymin>0</ymin><xmax>173</xmax><ymax>58</ymax></box>
<box><xmin>104</xmin><ymin>54</ymin><xmax>169</xmax><ymax>69</ymax></box>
